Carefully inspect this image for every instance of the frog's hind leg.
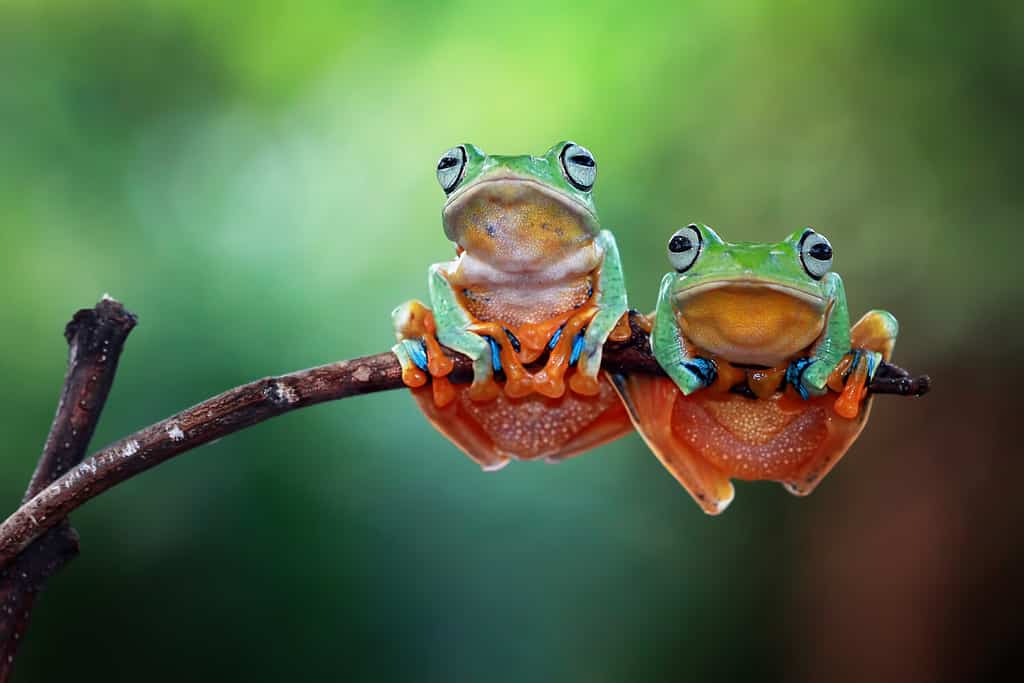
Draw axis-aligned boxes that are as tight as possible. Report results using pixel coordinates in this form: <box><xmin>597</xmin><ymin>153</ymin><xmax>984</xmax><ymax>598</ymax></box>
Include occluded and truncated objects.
<box><xmin>612</xmin><ymin>373</ymin><xmax>735</xmax><ymax>514</ymax></box>
<box><xmin>782</xmin><ymin>309</ymin><xmax>898</xmax><ymax>496</ymax></box>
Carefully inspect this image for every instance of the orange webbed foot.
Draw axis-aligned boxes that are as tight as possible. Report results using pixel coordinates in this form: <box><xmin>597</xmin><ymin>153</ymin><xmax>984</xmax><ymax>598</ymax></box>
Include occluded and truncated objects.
<box><xmin>468</xmin><ymin>322</ymin><xmax>533</xmax><ymax>399</ymax></box>
<box><xmin>515</xmin><ymin>316</ymin><xmax>570</xmax><ymax>365</ymax></box>
<box><xmin>393</xmin><ymin>303</ymin><xmax>456</xmax><ymax>407</ymax></box>
<box><xmin>534</xmin><ymin>305</ymin><xmax>597</xmax><ymax>399</ymax></box>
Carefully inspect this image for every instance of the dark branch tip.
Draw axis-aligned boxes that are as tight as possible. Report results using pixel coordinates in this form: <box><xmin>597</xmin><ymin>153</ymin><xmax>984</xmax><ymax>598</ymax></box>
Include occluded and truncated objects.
<box><xmin>64</xmin><ymin>296</ymin><xmax>138</xmax><ymax>348</ymax></box>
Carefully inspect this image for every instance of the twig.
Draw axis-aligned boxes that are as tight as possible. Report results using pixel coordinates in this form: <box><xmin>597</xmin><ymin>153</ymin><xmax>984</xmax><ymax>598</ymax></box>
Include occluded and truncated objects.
<box><xmin>0</xmin><ymin>297</ymin><xmax>136</xmax><ymax>682</ymax></box>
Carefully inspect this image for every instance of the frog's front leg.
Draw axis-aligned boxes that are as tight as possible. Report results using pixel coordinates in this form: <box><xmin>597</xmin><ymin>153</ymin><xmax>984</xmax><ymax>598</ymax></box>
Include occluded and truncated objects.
<box><xmin>392</xmin><ymin>299</ymin><xmax>460</xmax><ymax>407</ymax></box>
<box><xmin>427</xmin><ymin>264</ymin><xmax>506</xmax><ymax>402</ymax></box>
<box><xmin>566</xmin><ymin>230</ymin><xmax>630</xmax><ymax>397</ymax></box>
<box><xmin>650</xmin><ymin>272</ymin><xmax>718</xmax><ymax>395</ymax></box>
<box><xmin>786</xmin><ymin>272</ymin><xmax>852</xmax><ymax>399</ymax></box>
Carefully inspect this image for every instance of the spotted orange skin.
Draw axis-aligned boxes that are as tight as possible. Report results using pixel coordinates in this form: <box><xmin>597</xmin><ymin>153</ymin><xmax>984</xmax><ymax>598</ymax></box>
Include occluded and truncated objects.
<box><xmin>408</xmin><ymin>373</ymin><xmax>630</xmax><ymax>470</ymax></box>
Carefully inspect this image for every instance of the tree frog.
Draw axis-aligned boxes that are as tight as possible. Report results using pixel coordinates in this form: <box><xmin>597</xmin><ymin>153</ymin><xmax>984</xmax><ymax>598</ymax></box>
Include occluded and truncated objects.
<box><xmin>392</xmin><ymin>142</ymin><xmax>632</xmax><ymax>470</ymax></box>
<box><xmin>616</xmin><ymin>224</ymin><xmax>898</xmax><ymax>514</ymax></box>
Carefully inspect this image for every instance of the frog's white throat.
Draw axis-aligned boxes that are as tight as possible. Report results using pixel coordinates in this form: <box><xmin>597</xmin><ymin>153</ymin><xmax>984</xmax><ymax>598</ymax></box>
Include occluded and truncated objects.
<box><xmin>449</xmin><ymin>241</ymin><xmax>604</xmax><ymax>287</ymax></box>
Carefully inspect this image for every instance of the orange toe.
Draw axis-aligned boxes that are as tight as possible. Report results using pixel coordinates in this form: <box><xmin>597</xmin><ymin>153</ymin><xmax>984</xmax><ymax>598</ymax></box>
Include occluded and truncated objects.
<box><xmin>834</xmin><ymin>356</ymin><xmax>870</xmax><ymax>419</ymax></box>
<box><xmin>432</xmin><ymin>375</ymin><xmax>457</xmax><ymax>408</ymax></box>
<box><xmin>467</xmin><ymin>375</ymin><xmax>501</xmax><ymax>402</ymax></box>
<box><xmin>402</xmin><ymin>365</ymin><xmax>428</xmax><ymax>389</ymax></box>
<box><xmin>568</xmin><ymin>370</ymin><xmax>601</xmax><ymax>397</ymax></box>
<box><xmin>532</xmin><ymin>370</ymin><xmax>566</xmax><ymax>399</ymax></box>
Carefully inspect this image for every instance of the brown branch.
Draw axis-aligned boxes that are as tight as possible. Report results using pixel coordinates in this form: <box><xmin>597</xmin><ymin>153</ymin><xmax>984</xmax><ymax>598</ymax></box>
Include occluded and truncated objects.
<box><xmin>0</xmin><ymin>297</ymin><xmax>136</xmax><ymax>682</ymax></box>
<box><xmin>0</xmin><ymin>312</ymin><xmax>930</xmax><ymax>577</ymax></box>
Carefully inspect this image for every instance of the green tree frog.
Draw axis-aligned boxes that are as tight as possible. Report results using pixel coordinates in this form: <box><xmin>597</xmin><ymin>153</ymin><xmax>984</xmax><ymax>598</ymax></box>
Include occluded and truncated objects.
<box><xmin>616</xmin><ymin>224</ymin><xmax>899</xmax><ymax>514</ymax></box>
<box><xmin>392</xmin><ymin>142</ymin><xmax>631</xmax><ymax>470</ymax></box>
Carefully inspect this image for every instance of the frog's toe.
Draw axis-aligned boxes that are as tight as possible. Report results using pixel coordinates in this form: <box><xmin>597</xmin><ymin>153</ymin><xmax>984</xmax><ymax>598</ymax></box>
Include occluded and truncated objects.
<box><xmin>392</xmin><ymin>339</ymin><xmax>429</xmax><ymax>389</ymax></box>
<box><xmin>568</xmin><ymin>369</ymin><xmax>602</xmax><ymax>397</ymax></box>
<box><xmin>467</xmin><ymin>375</ymin><xmax>501</xmax><ymax>402</ymax></box>
<box><xmin>531</xmin><ymin>372</ymin><xmax>565</xmax><ymax>399</ymax></box>
<box><xmin>786</xmin><ymin>357</ymin><xmax>823</xmax><ymax>400</ymax></box>
<box><xmin>833</xmin><ymin>350</ymin><xmax>877</xmax><ymax>419</ymax></box>
<box><xmin>678</xmin><ymin>357</ymin><xmax>717</xmax><ymax>395</ymax></box>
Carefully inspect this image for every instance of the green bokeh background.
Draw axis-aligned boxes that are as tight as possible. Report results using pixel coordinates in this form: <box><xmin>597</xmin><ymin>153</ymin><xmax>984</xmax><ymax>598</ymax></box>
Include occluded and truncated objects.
<box><xmin>1</xmin><ymin>1</ymin><xmax>1020</xmax><ymax>681</ymax></box>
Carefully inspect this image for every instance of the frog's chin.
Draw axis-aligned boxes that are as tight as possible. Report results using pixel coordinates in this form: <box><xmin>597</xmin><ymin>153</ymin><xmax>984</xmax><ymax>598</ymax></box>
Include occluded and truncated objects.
<box><xmin>674</xmin><ymin>279</ymin><xmax>829</xmax><ymax>367</ymax></box>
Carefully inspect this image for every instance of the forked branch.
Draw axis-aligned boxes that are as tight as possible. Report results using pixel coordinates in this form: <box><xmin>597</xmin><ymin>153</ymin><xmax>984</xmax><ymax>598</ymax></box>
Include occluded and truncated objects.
<box><xmin>0</xmin><ymin>298</ymin><xmax>136</xmax><ymax>681</ymax></box>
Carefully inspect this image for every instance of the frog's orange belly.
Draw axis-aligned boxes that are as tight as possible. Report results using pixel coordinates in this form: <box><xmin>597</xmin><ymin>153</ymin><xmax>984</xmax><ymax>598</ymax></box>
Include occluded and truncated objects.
<box><xmin>410</xmin><ymin>373</ymin><xmax>631</xmax><ymax>469</ymax></box>
<box><xmin>671</xmin><ymin>393</ymin><xmax>829</xmax><ymax>480</ymax></box>
<box><xmin>617</xmin><ymin>375</ymin><xmax>873</xmax><ymax>514</ymax></box>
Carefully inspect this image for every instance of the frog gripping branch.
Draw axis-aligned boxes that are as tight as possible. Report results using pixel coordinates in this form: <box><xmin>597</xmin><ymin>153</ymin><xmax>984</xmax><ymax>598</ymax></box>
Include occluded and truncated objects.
<box><xmin>616</xmin><ymin>224</ymin><xmax>901</xmax><ymax>514</ymax></box>
<box><xmin>392</xmin><ymin>142</ymin><xmax>632</xmax><ymax>470</ymax></box>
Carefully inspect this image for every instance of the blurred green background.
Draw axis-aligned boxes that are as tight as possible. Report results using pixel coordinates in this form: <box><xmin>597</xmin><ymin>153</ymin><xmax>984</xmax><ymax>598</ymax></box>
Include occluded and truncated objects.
<box><xmin>1</xmin><ymin>0</ymin><xmax>1021</xmax><ymax>681</ymax></box>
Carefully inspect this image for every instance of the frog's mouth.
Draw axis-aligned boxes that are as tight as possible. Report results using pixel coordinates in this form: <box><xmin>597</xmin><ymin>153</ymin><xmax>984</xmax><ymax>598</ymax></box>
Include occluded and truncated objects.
<box><xmin>674</xmin><ymin>279</ymin><xmax>829</xmax><ymax>367</ymax></box>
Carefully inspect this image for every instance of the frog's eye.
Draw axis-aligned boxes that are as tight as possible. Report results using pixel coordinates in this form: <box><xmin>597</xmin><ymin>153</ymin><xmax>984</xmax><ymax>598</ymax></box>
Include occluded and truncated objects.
<box><xmin>667</xmin><ymin>224</ymin><xmax>702</xmax><ymax>273</ymax></box>
<box><xmin>436</xmin><ymin>146</ymin><xmax>467</xmax><ymax>194</ymax></box>
<box><xmin>799</xmin><ymin>229</ymin><xmax>833</xmax><ymax>279</ymax></box>
<box><xmin>559</xmin><ymin>142</ymin><xmax>597</xmax><ymax>191</ymax></box>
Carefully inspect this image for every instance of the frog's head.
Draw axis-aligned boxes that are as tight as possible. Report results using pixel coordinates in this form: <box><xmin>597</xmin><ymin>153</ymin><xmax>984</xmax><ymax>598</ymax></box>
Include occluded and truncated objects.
<box><xmin>664</xmin><ymin>224</ymin><xmax>837</xmax><ymax>367</ymax></box>
<box><xmin>434</xmin><ymin>141</ymin><xmax>600</xmax><ymax>277</ymax></box>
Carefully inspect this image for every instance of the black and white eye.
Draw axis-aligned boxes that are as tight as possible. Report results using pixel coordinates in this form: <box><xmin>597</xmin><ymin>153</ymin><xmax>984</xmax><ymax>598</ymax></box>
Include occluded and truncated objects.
<box><xmin>799</xmin><ymin>229</ymin><xmax>833</xmax><ymax>279</ymax></box>
<box><xmin>667</xmin><ymin>224</ymin><xmax>702</xmax><ymax>273</ymax></box>
<box><xmin>559</xmin><ymin>142</ymin><xmax>596</xmax><ymax>191</ymax></box>
<box><xmin>436</xmin><ymin>146</ymin><xmax>467</xmax><ymax>194</ymax></box>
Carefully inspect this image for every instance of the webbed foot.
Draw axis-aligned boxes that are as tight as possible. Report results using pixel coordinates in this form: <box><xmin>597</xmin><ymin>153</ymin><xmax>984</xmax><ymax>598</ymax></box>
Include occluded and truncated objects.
<box><xmin>533</xmin><ymin>305</ymin><xmax>597</xmax><ymax>398</ymax></box>
<box><xmin>468</xmin><ymin>321</ymin><xmax>532</xmax><ymax>398</ymax></box>
<box><xmin>391</xmin><ymin>300</ymin><xmax>459</xmax><ymax>407</ymax></box>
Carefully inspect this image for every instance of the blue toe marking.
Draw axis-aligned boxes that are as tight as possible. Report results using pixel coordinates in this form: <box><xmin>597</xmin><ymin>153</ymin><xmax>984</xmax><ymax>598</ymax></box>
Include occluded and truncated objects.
<box><xmin>682</xmin><ymin>357</ymin><xmax>717</xmax><ymax>387</ymax></box>
<box><xmin>503</xmin><ymin>327</ymin><xmax>521</xmax><ymax>353</ymax></box>
<box><xmin>569</xmin><ymin>331</ymin><xmax>585</xmax><ymax>366</ymax></box>
<box><xmin>409</xmin><ymin>340</ymin><xmax>428</xmax><ymax>372</ymax></box>
<box><xmin>849</xmin><ymin>349</ymin><xmax>863</xmax><ymax>373</ymax></box>
<box><xmin>866</xmin><ymin>352</ymin><xmax>876</xmax><ymax>378</ymax></box>
<box><xmin>786</xmin><ymin>357</ymin><xmax>813</xmax><ymax>400</ymax></box>
<box><xmin>548</xmin><ymin>325</ymin><xmax>564</xmax><ymax>350</ymax></box>
<box><xmin>487</xmin><ymin>336</ymin><xmax>502</xmax><ymax>373</ymax></box>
